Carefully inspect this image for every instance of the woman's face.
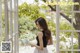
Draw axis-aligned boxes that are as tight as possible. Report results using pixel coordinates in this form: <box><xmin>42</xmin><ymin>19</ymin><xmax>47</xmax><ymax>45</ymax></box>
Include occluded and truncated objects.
<box><xmin>36</xmin><ymin>22</ymin><xmax>42</xmax><ymax>30</ymax></box>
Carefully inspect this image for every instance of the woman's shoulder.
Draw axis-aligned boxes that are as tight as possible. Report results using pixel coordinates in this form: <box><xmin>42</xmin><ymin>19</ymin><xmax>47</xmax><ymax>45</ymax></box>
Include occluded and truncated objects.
<box><xmin>37</xmin><ymin>32</ymin><xmax>43</xmax><ymax>38</ymax></box>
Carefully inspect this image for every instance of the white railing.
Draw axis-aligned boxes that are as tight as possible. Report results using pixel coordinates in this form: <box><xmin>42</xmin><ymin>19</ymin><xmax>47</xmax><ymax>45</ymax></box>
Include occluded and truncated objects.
<box><xmin>0</xmin><ymin>0</ymin><xmax>2</xmax><ymax>37</ymax></box>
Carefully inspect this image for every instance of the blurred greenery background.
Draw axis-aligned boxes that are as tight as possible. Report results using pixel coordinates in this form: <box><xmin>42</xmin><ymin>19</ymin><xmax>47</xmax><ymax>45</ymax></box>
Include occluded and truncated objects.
<box><xmin>0</xmin><ymin>0</ymin><xmax>80</xmax><ymax>53</ymax></box>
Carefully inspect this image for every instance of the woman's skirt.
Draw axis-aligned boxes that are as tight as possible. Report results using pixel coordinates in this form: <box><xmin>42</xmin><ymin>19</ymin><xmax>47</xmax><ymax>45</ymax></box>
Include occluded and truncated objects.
<box><xmin>34</xmin><ymin>47</ymin><xmax>48</xmax><ymax>53</ymax></box>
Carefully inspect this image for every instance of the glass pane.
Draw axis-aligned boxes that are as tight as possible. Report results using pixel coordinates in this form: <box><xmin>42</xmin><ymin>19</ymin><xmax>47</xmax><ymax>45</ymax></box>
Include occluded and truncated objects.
<box><xmin>60</xmin><ymin>32</ymin><xmax>72</xmax><ymax>49</ymax></box>
<box><xmin>73</xmin><ymin>32</ymin><xmax>78</xmax><ymax>49</ymax></box>
<box><xmin>59</xmin><ymin>15</ymin><xmax>74</xmax><ymax>30</ymax></box>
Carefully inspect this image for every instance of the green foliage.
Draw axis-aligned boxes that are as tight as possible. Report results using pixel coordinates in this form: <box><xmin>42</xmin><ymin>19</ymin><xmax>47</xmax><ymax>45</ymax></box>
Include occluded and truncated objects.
<box><xmin>35</xmin><ymin>0</ymin><xmax>38</xmax><ymax>2</ymax></box>
<box><xmin>47</xmin><ymin>20</ymin><xmax>56</xmax><ymax>34</ymax></box>
<box><xmin>19</xmin><ymin>16</ymin><xmax>35</xmax><ymax>35</ymax></box>
<box><xmin>18</xmin><ymin>2</ymin><xmax>45</xmax><ymax>20</ymax></box>
<box><xmin>60</xmin><ymin>21</ymin><xmax>74</xmax><ymax>30</ymax></box>
<box><xmin>20</xmin><ymin>32</ymin><xmax>36</xmax><ymax>41</ymax></box>
<box><xmin>42</xmin><ymin>0</ymin><xmax>46</xmax><ymax>2</ymax></box>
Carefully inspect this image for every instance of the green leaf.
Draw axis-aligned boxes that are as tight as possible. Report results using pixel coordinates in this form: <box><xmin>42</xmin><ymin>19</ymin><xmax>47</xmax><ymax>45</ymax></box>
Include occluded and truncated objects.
<box><xmin>35</xmin><ymin>0</ymin><xmax>39</xmax><ymax>2</ymax></box>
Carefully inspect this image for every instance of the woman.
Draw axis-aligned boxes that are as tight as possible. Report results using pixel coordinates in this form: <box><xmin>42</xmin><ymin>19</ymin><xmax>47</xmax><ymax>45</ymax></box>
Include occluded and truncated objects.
<box><xmin>30</xmin><ymin>17</ymin><xmax>53</xmax><ymax>53</ymax></box>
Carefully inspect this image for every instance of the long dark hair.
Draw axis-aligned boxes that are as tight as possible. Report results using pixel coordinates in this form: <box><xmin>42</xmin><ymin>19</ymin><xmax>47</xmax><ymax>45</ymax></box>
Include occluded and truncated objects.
<box><xmin>35</xmin><ymin>17</ymin><xmax>52</xmax><ymax>42</ymax></box>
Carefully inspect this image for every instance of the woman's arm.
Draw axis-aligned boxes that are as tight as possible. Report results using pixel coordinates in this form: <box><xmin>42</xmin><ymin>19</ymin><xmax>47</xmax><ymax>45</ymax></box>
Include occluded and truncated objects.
<box><xmin>30</xmin><ymin>32</ymin><xmax>44</xmax><ymax>50</ymax></box>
